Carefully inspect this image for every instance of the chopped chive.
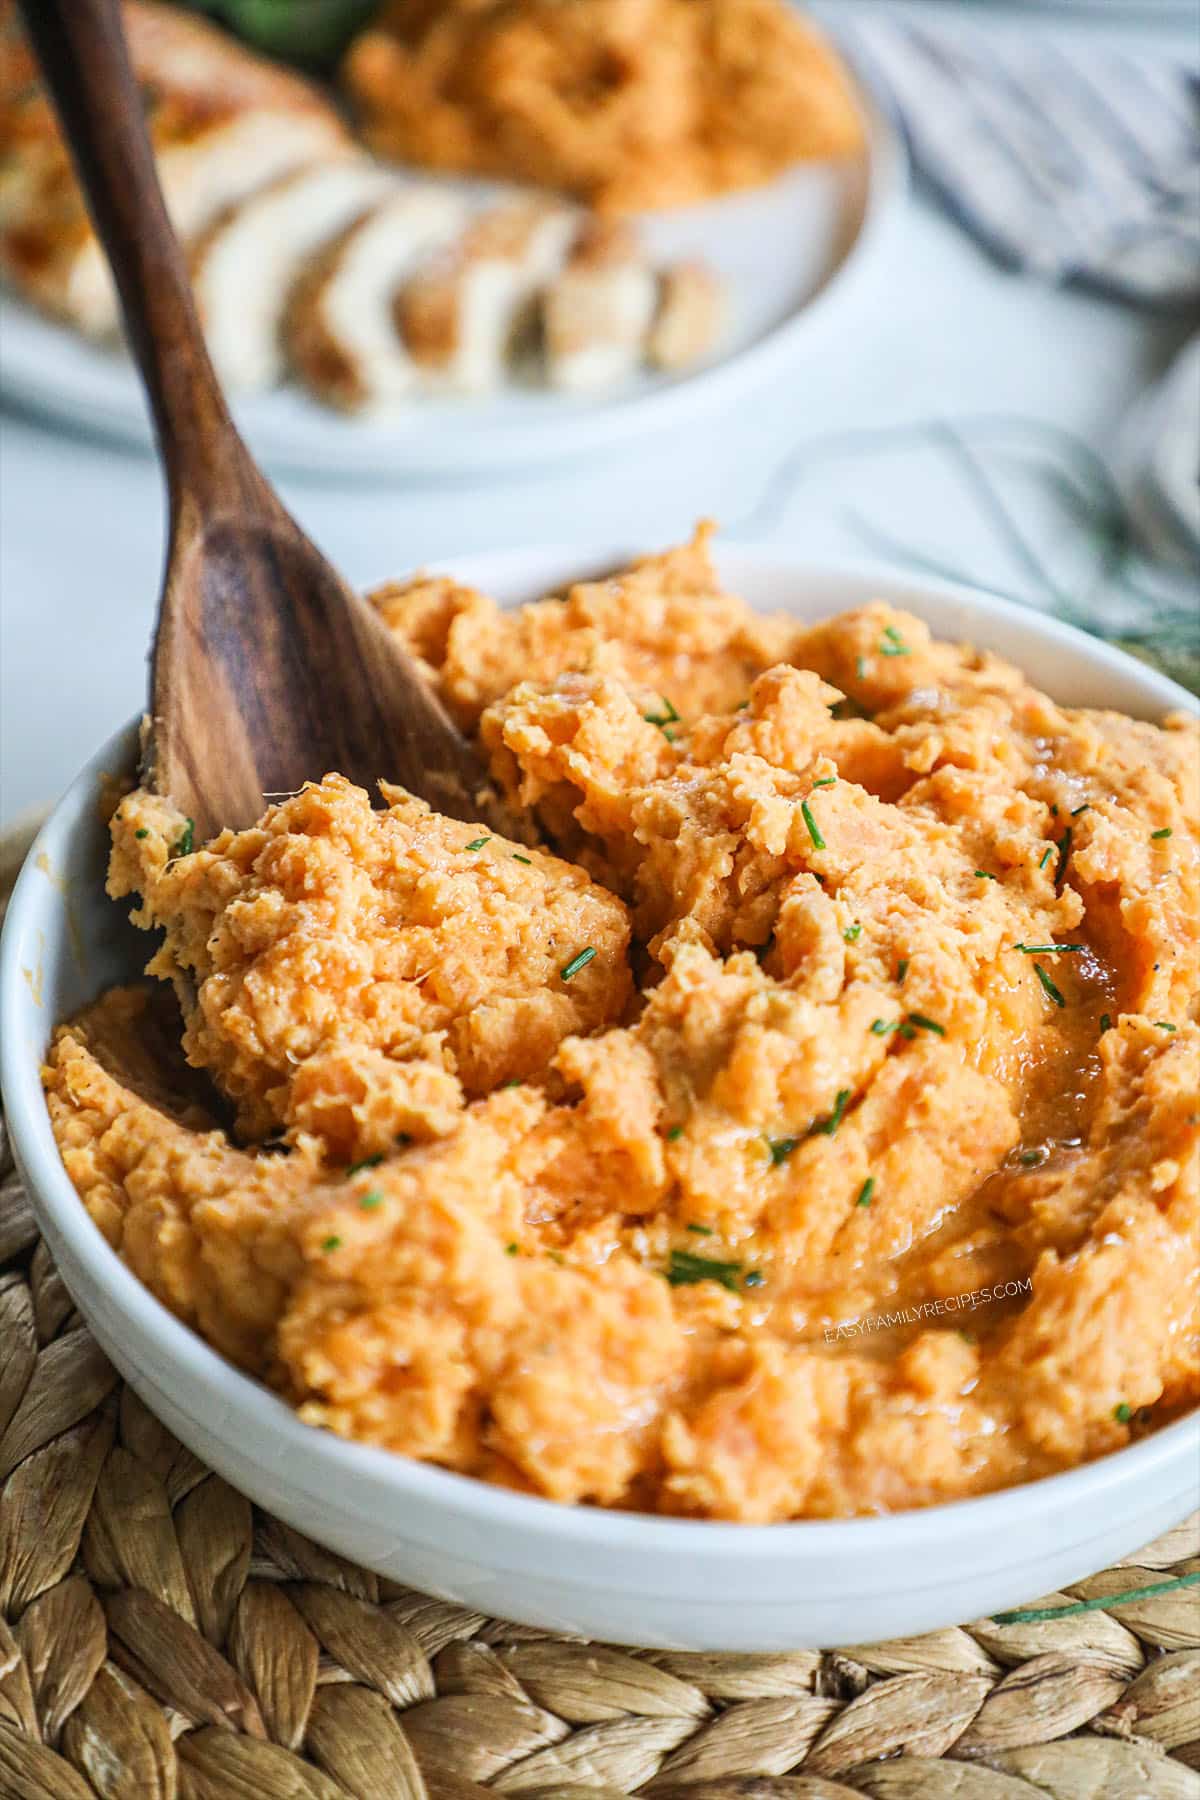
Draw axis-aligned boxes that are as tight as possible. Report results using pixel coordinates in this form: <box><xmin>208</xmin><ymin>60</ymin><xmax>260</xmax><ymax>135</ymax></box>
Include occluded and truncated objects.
<box><xmin>1055</xmin><ymin>827</ymin><xmax>1072</xmax><ymax>888</ymax></box>
<box><xmin>505</xmin><ymin>1242</ymin><xmax>519</xmax><ymax>1255</ymax></box>
<box><xmin>743</xmin><ymin>1269</ymin><xmax>765</xmax><ymax>1288</ymax></box>
<box><xmin>686</xmin><ymin>1222</ymin><xmax>713</xmax><ymax>1235</ymax></box>
<box><xmin>1114</xmin><ymin>1401</ymin><xmax>1132</xmax><ymax>1423</ymax></box>
<box><xmin>870</xmin><ymin>1018</ymin><xmax>898</xmax><ymax>1036</ymax></box>
<box><xmin>1155</xmin><ymin>1021</ymin><xmax>1177</xmax><ymax>1033</ymax></box>
<box><xmin>358</xmin><ymin>1190</ymin><xmax>384</xmax><ymax>1211</ymax></box>
<box><xmin>811</xmin><ymin>1089</ymin><xmax>852</xmax><ymax>1136</ymax></box>
<box><xmin>879</xmin><ymin>627</ymin><xmax>910</xmax><ymax>657</ymax></box>
<box><xmin>897</xmin><ymin>1022</ymin><xmax>917</xmax><ymax>1039</ymax></box>
<box><xmin>170</xmin><ymin>819</ymin><xmax>195</xmax><ymax>859</ymax></box>
<box><xmin>1099</xmin><ymin>1013</ymin><xmax>1113</xmax><ymax>1033</ymax></box>
<box><xmin>767</xmin><ymin>1135</ymin><xmax>800</xmax><ymax>1166</ymax></box>
<box><xmin>1019</xmin><ymin>1148</ymin><xmax>1044</xmax><ymax>1166</ymax></box>
<box><xmin>1151</xmin><ymin>827</ymin><xmax>1172</xmax><ymax>840</ymax></box>
<box><xmin>1013</xmin><ymin>944</ymin><xmax>1085</xmax><ymax>954</ymax></box>
<box><xmin>500</xmin><ymin>1079</ymin><xmax>523</xmax><ymax>1090</ymax></box>
<box><xmin>1071</xmin><ymin>804</ymin><xmax>1090</xmax><ymax>816</ymax></box>
<box><xmin>135</xmin><ymin>828</ymin><xmax>150</xmax><ymax>840</ymax></box>
<box><xmin>843</xmin><ymin>923</ymin><xmax>862</xmax><ymax>943</ymax></box>
<box><xmin>643</xmin><ymin>697</ymin><xmax>681</xmax><ymax>729</ymax></box>
<box><xmin>896</xmin><ymin>958</ymin><xmax>909</xmax><ymax>984</ymax></box>
<box><xmin>320</xmin><ymin>1236</ymin><xmax>341</xmax><ymax>1253</ymax></box>
<box><xmin>735</xmin><ymin>700</ymin><xmax>750</xmax><ymax>711</ymax></box>
<box><xmin>560</xmin><ymin>947</ymin><xmax>597</xmax><ymax>981</ymax></box>
<box><xmin>974</xmin><ymin>870</ymin><xmax>997</xmax><ymax>881</ymax></box>
<box><xmin>801</xmin><ymin>799</ymin><xmax>825</xmax><ymax>851</ymax></box>
<box><xmin>1034</xmin><ymin>963</ymin><xmax>1065</xmax><ymax>1007</ymax></box>
<box><xmin>1039</xmin><ymin>846</ymin><xmax>1054</xmax><ymax>870</ymax></box>
<box><xmin>463</xmin><ymin>837</ymin><xmax>491</xmax><ymax>852</ymax></box>
<box><xmin>547</xmin><ymin>1250</ymin><xmax>565</xmax><ymax>1265</ymax></box>
<box><xmin>346</xmin><ymin>1154</ymin><xmax>384</xmax><ymax>1176</ymax></box>
<box><xmin>666</xmin><ymin>1249</ymin><xmax>742</xmax><ymax>1292</ymax></box>
<box><xmin>855</xmin><ymin>1176</ymin><xmax>875</xmax><ymax>1208</ymax></box>
<box><xmin>907</xmin><ymin>1013</ymin><xmax>946</xmax><ymax>1037</ymax></box>
<box><xmin>512</xmin><ymin>853</ymin><xmax>533</xmax><ymax>864</ymax></box>
<box><xmin>666</xmin><ymin>1125</ymin><xmax>684</xmax><ymax>1142</ymax></box>
<box><xmin>813</xmin><ymin>776</ymin><xmax>837</xmax><ymax>788</ymax></box>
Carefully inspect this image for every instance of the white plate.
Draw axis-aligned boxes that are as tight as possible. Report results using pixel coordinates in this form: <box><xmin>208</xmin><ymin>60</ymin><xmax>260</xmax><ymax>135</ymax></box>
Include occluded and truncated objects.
<box><xmin>0</xmin><ymin>99</ymin><xmax>904</xmax><ymax>477</ymax></box>
<box><xmin>1</xmin><ymin>545</ymin><xmax>1196</xmax><ymax>1652</ymax></box>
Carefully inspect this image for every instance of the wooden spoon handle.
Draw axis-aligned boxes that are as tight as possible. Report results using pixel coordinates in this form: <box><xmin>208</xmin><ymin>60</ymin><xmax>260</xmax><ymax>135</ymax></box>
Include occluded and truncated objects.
<box><xmin>16</xmin><ymin>0</ymin><xmax>261</xmax><ymax>513</ymax></box>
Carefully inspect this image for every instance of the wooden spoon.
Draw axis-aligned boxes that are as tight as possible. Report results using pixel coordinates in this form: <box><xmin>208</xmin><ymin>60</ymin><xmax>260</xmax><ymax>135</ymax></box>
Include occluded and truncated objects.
<box><xmin>19</xmin><ymin>0</ymin><xmax>495</xmax><ymax>844</ymax></box>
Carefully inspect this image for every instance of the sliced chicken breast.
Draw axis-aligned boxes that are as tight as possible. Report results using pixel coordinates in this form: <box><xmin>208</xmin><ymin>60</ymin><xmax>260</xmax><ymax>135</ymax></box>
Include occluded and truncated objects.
<box><xmin>395</xmin><ymin>199</ymin><xmax>577</xmax><ymax>393</ymax></box>
<box><xmin>286</xmin><ymin>188</ymin><xmax>468</xmax><ymax>413</ymax></box>
<box><xmin>192</xmin><ymin>159</ymin><xmax>397</xmax><ymax>392</ymax></box>
<box><xmin>540</xmin><ymin>219</ymin><xmax>659</xmax><ymax>393</ymax></box>
<box><xmin>0</xmin><ymin>0</ymin><xmax>350</xmax><ymax>336</ymax></box>
<box><xmin>647</xmin><ymin>260</ymin><xmax>726</xmax><ymax>372</ymax></box>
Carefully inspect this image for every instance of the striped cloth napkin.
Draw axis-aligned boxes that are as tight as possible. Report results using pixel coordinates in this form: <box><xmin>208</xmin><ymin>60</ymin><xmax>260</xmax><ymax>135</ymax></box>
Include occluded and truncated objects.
<box><xmin>835</xmin><ymin>13</ymin><xmax>1200</xmax><ymax>305</ymax></box>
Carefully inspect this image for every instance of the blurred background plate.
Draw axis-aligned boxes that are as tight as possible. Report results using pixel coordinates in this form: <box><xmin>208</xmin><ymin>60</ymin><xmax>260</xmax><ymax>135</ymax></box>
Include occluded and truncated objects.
<box><xmin>0</xmin><ymin>96</ymin><xmax>904</xmax><ymax>480</ymax></box>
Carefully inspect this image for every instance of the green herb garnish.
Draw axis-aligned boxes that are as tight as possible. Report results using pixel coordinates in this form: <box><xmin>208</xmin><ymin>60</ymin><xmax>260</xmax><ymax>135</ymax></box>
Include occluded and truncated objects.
<box><xmin>1151</xmin><ymin>827</ymin><xmax>1172</xmax><ymax>840</ymax></box>
<box><xmin>1019</xmin><ymin>1148</ymin><xmax>1044</xmax><ymax>1167</ymax></box>
<box><xmin>666</xmin><ymin>1249</ymin><xmax>742</xmax><ymax>1292</ymax></box>
<box><xmin>907</xmin><ymin>1013</ymin><xmax>946</xmax><ymax>1037</ymax></box>
<box><xmin>358</xmin><ymin>1190</ymin><xmax>384</xmax><ymax>1211</ymax></box>
<box><xmin>347</xmin><ymin>1154</ymin><xmax>384</xmax><ymax>1176</ymax></box>
<box><xmin>135</xmin><ymin>828</ymin><xmax>149</xmax><ymax>840</ymax></box>
<box><xmin>991</xmin><ymin>1571</ymin><xmax>1200</xmax><ymax>1626</ymax></box>
<box><xmin>879</xmin><ymin>625</ymin><xmax>910</xmax><ymax>657</ymax></box>
<box><xmin>743</xmin><ymin>1269</ymin><xmax>765</xmax><ymax>1288</ymax></box>
<box><xmin>1039</xmin><ymin>846</ymin><xmax>1054</xmax><ymax>870</ymax></box>
<box><xmin>1155</xmin><ymin>1021</ymin><xmax>1177</xmax><ymax>1033</ymax></box>
<box><xmin>506</xmin><ymin>1243</ymin><xmax>519</xmax><ymax>1255</ymax></box>
<box><xmin>171</xmin><ymin>819</ymin><xmax>195</xmax><ymax>859</ymax></box>
<box><xmin>896</xmin><ymin>958</ymin><xmax>909</xmax><ymax>984</ymax></box>
<box><xmin>843</xmin><ymin>923</ymin><xmax>862</xmax><ymax>943</ymax></box>
<box><xmin>560</xmin><ymin>947</ymin><xmax>597</xmax><ymax>981</ymax></box>
<box><xmin>666</xmin><ymin>1125</ymin><xmax>684</xmax><ymax>1141</ymax></box>
<box><xmin>813</xmin><ymin>776</ymin><xmax>837</xmax><ymax>788</ymax></box>
<box><xmin>1114</xmin><ymin>1401</ymin><xmax>1132</xmax><ymax>1423</ymax></box>
<box><xmin>870</xmin><ymin>1018</ymin><xmax>898</xmax><ymax>1036</ymax></box>
<box><xmin>1055</xmin><ymin>827</ymin><xmax>1072</xmax><ymax>888</ymax></box>
<box><xmin>643</xmin><ymin>697</ymin><xmax>681</xmax><ymax>730</ymax></box>
<box><xmin>320</xmin><ymin>1236</ymin><xmax>342</xmax><ymax>1253</ymax></box>
<box><xmin>512</xmin><ymin>853</ymin><xmax>532</xmax><ymax>864</ymax></box>
<box><xmin>974</xmin><ymin>870</ymin><xmax>997</xmax><ymax>881</ymax></box>
<box><xmin>855</xmin><ymin>1176</ymin><xmax>875</xmax><ymax>1208</ymax></box>
<box><xmin>801</xmin><ymin>799</ymin><xmax>825</xmax><ymax>851</ymax></box>
<box><xmin>1013</xmin><ymin>944</ymin><xmax>1085</xmax><ymax>954</ymax></box>
<box><xmin>811</xmin><ymin>1088</ymin><xmax>851</xmax><ymax>1137</ymax></box>
<box><xmin>1071</xmin><ymin>804</ymin><xmax>1090</xmax><ymax>816</ymax></box>
<box><xmin>464</xmin><ymin>837</ymin><xmax>491</xmax><ymax>852</ymax></box>
<box><xmin>686</xmin><ymin>1222</ymin><xmax>712</xmax><ymax>1235</ymax></box>
<box><xmin>1099</xmin><ymin>1013</ymin><xmax>1113</xmax><ymax>1032</ymax></box>
<box><xmin>767</xmin><ymin>1136</ymin><xmax>800</xmax><ymax>1165</ymax></box>
<box><xmin>1034</xmin><ymin>963</ymin><xmax>1065</xmax><ymax>1007</ymax></box>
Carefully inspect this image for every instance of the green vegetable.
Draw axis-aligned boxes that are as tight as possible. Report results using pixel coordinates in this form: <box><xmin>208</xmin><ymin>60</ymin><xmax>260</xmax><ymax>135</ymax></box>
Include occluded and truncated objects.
<box><xmin>855</xmin><ymin>1176</ymin><xmax>875</xmax><ymax>1207</ymax></box>
<box><xmin>766</xmin><ymin>1136</ymin><xmax>800</xmax><ymax>1166</ymax></box>
<box><xmin>666</xmin><ymin>1250</ymin><xmax>743</xmax><ymax>1293</ymax></box>
<box><xmin>801</xmin><ymin>800</ymin><xmax>825</xmax><ymax>850</ymax></box>
<box><xmin>135</xmin><ymin>828</ymin><xmax>150</xmax><ymax>840</ymax></box>
<box><xmin>358</xmin><ymin>1190</ymin><xmax>384</xmax><ymax>1212</ymax></box>
<box><xmin>879</xmin><ymin>625</ymin><xmax>910</xmax><ymax>657</ymax></box>
<box><xmin>1155</xmin><ymin>1021</ymin><xmax>1177</xmax><ymax>1033</ymax></box>
<box><xmin>1113</xmin><ymin>1401</ymin><xmax>1132</xmax><ymax>1423</ymax></box>
<box><xmin>811</xmin><ymin>1088</ymin><xmax>851</xmax><ymax>1137</ymax></box>
<box><xmin>346</xmin><ymin>1154</ymin><xmax>383</xmax><ymax>1176</ymax></box>
<box><xmin>686</xmin><ymin>1222</ymin><xmax>712</xmax><ymax>1235</ymax></box>
<box><xmin>1013</xmin><ymin>943</ymin><xmax>1085</xmax><ymax>953</ymax></box>
<box><xmin>743</xmin><ymin>1269</ymin><xmax>765</xmax><ymax>1288</ymax></box>
<box><xmin>813</xmin><ymin>776</ymin><xmax>837</xmax><ymax>788</ymax></box>
<box><xmin>1151</xmin><ymin>827</ymin><xmax>1173</xmax><ymax>840</ymax></box>
<box><xmin>896</xmin><ymin>958</ymin><xmax>909</xmax><ymax>983</ymax></box>
<box><xmin>906</xmin><ymin>1013</ymin><xmax>946</xmax><ymax>1037</ymax></box>
<box><xmin>1039</xmin><ymin>846</ymin><xmax>1055</xmax><ymax>870</ymax></box>
<box><xmin>320</xmin><ymin>1235</ymin><xmax>341</xmax><ymax>1253</ymax></box>
<box><xmin>512</xmin><ymin>853</ymin><xmax>532</xmax><ymax>864</ymax></box>
<box><xmin>974</xmin><ymin>870</ymin><xmax>997</xmax><ymax>881</ymax></box>
<box><xmin>560</xmin><ymin>947</ymin><xmax>597</xmax><ymax>981</ymax></box>
<box><xmin>1034</xmin><ymin>963</ymin><xmax>1065</xmax><ymax>1007</ymax></box>
<box><xmin>643</xmin><ymin>697</ymin><xmax>681</xmax><ymax>729</ymax></box>
<box><xmin>171</xmin><ymin>819</ymin><xmax>195</xmax><ymax>859</ymax></box>
<box><xmin>870</xmin><ymin>1018</ymin><xmax>898</xmax><ymax>1036</ymax></box>
<box><xmin>1099</xmin><ymin>1013</ymin><xmax>1113</xmax><ymax>1032</ymax></box>
<box><xmin>843</xmin><ymin>923</ymin><xmax>862</xmax><ymax>943</ymax></box>
<box><xmin>463</xmin><ymin>837</ymin><xmax>490</xmax><ymax>852</ymax></box>
<box><xmin>666</xmin><ymin>1125</ymin><xmax>684</xmax><ymax>1142</ymax></box>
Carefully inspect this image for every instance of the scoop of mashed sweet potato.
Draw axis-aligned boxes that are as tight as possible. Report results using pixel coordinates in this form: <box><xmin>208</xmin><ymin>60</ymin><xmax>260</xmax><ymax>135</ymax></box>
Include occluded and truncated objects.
<box><xmin>45</xmin><ymin>532</ymin><xmax>1199</xmax><ymax>1520</ymax></box>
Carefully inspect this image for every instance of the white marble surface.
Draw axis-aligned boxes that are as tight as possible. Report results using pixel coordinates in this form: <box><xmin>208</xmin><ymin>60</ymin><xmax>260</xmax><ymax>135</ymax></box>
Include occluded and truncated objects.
<box><xmin>1</xmin><ymin>2</ymin><xmax>1194</xmax><ymax>826</ymax></box>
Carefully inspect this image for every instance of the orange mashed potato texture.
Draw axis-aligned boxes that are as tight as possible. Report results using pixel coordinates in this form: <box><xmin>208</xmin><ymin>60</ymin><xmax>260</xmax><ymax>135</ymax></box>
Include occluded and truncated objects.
<box><xmin>343</xmin><ymin>0</ymin><xmax>864</xmax><ymax>213</ymax></box>
<box><xmin>45</xmin><ymin>532</ymin><xmax>1199</xmax><ymax>1521</ymax></box>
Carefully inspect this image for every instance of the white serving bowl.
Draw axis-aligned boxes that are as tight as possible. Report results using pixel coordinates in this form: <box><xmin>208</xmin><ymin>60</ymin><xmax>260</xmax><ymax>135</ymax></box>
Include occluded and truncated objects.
<box><xmin>2</xmin><ymin>546</ymin><xmax>1197</xmax><ymax>1652</ymax></box>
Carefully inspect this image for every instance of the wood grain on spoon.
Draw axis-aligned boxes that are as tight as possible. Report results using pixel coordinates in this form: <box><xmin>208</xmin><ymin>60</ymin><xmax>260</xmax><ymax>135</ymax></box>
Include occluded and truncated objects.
<box><xmin>18</xmin><ymin>0</ymin><xmax>495</xmax><ymax>845</ymax></box>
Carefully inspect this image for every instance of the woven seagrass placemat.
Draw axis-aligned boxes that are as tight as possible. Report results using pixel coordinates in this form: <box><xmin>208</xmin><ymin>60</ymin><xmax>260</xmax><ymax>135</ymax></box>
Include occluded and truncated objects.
<box><xmin>1</xmin><ymin>841</ymin><xmax>1198</xmax><ymax>1799</ymax></box>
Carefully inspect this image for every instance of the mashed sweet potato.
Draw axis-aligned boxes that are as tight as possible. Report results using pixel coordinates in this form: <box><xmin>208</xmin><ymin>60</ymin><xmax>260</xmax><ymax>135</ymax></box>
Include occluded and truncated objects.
<box><xmin>45</xmin><ymin>530</ymin><xmax>1199</xmax><ymax>1520</ymax></box>
<box><xmin>342</xmin><ymin>0</ymin><xmax>865</xmax><ymax>213</ymax></box>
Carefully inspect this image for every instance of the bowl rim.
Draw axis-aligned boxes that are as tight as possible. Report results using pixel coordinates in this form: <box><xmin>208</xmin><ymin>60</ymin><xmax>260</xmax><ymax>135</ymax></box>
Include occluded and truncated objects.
<box><xmin>2</xmin><ymin>548</ymin><xmax>1197</xmax><ymax>1569</ymax></box>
